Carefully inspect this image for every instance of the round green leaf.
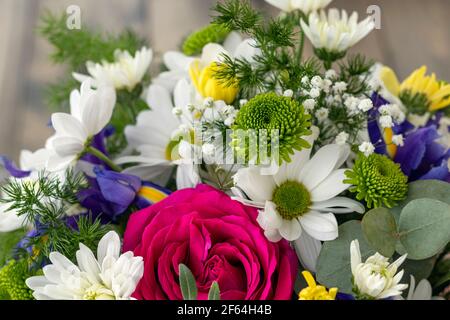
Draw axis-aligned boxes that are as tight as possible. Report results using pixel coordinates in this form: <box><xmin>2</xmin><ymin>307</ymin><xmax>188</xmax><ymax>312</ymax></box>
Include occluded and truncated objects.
<box><xmin>362</xmin><ymin>208</ymin><xmax>397</xmax><ymax>257</ymax></box>
<box><xmin>316</xmin><ymin>221</ymin><xmax>376</xmax><ymax>294</ymax></box>
<box><xmin>391</xmin><ymin>180</ymin><xmax>450</xmax><ymax>223</ymax></box>
<box><xmin>401</xmin><ymin>256</ymin><xmax>436</xmax><ymax>284</ymax></box>
<box><xmin>399</xmin><ymin>198</ymin><xmax>450</xmax><ymax>260</ymax></box>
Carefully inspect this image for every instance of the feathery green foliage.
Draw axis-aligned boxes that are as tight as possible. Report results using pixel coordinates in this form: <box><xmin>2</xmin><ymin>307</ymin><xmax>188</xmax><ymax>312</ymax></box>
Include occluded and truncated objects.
<box><xmin>40</xmin><ymin>12</ymin><xmax>150</xmax><ymax>155</ymax></box>
<box><xmin>40</xmin><ymin>12</ymin><xmax>145</xmax><ymax>69</ymax></box>
<box><xmin>0</xmin><ymin>170</ymin><xmax>110</xmax><ymax>262</ymax></box>
<box><xmin>212</xmin><ymin>0</ymin><xmax>320</xmax><ymax>98</ymax></box>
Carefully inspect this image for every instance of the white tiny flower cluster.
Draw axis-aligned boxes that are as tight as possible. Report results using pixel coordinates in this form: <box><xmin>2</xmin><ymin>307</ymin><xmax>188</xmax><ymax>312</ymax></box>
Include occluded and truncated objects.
<box><xmin>378</xmin><ymin>103</ymin><xmax>406</xmax><ymax>128</ymax></box>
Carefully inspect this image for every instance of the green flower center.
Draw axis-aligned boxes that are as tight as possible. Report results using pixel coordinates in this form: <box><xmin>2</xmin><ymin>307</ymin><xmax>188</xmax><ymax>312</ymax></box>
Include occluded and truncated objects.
<box><xmin>272</xmin><ymin>181</ymin><xmax>311</xmax><ymax>220</ymax></box>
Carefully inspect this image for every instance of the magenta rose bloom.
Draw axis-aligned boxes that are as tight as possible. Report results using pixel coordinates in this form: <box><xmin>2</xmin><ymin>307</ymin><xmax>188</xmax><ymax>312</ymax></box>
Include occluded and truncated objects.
<box><xmin>123</xmin><ymin>184</ymin><xmax>298</xmax><ymax>300</ymax></box>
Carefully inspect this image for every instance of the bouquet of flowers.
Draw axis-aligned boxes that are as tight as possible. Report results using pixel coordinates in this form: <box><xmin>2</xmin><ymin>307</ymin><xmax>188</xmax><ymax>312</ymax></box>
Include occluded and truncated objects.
<box><xmin>0</xmin><ymin>0</ymin><xmax>448</xmax><ymax>301</ymax></box>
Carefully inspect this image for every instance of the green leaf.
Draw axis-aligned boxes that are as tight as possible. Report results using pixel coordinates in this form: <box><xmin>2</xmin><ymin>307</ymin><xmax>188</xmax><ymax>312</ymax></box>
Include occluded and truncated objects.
<box><xmin>362</xmin><ymin>208</ymin><xmax>398</xmax><ymax>257</ymax></box>
<box><xmin>0</xmin><ymin>229</ymin><xmax>27</xmax><ymax>266</ymax></box>
<box><xmin>178</xmin><ymin>264</ymin><xmax>198</xmax><ymax>300</ymax></box>
<box><xmin>316</xmin><ymin>221</ymin><xmax>376</xmax><ymax>294</ymax></box>
<box><xmin>207</xmin><ymin>281</ymin><xmax>221</xmax><ymax>300</ymax></box>
<box><xmin>401</xmin><ymin>256</ymin><xmax>436</xmax><ymax>284</ymax></box>
<box><xmin>391</xmin><ymin>180</ymin><xmax>450</xmax><ymax>224</ymax></box>
<box><xmin>399</xmin><ymin>198</ymin><xmax>450</xmax><ymax>260</ymax></box>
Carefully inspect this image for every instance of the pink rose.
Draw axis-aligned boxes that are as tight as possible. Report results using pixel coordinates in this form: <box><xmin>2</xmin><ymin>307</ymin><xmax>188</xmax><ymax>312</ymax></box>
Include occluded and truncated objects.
<box><xmin>123</xmin><ymin>184</ymin><xmax>298</xmax><ymax>300</ymax></box>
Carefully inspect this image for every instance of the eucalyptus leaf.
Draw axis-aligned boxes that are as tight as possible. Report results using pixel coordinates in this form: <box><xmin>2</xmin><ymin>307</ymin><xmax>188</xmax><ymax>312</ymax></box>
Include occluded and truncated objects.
<box><xmin>179</xmin><ymin>264</ymin><xmax>198</xmax><ymax>300</ymax></box>
<box><xmin>362</xmin><ymin>208</ymin><xmax>397</xmax><ymax>257</ymax></box>
<box><xmin>316</xmin><ymin>221</ymin><xmax>376</xmax><ymax>294</ymax></box>
<box><xmin>391</xmin><ymin>180</ymin><xmax>450</xmax><ymax>223</ymax></box>
<box><xmin>399</xmin><ymin>198</ymin><xmax>450</xmax><ymax>260</ymax></box>
<box><xmin>207</xmin><ymin>281</ymin><xmax>221</xmax><ymax>300</ymax></box>
<box><xmin>401</xmin><ymin>256</ymin><xmax>436</xmax><ymax>284</ymax></box>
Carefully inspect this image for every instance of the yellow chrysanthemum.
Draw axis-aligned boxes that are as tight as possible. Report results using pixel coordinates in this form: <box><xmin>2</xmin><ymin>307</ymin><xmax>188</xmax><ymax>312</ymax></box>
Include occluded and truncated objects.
<box><xmin>189</xmin><ymin>60</ymin><xmax>238</xmax><ymax>104</ymax></box>
<box><xmin>380</xmin><ymin>66</ymin><xmax>450</xmax><ymax>112</ymax></box>
<box><xmin>298</xmin><ymin>271</ymin><xmax>338</xmax><ymax>300</ymax></box>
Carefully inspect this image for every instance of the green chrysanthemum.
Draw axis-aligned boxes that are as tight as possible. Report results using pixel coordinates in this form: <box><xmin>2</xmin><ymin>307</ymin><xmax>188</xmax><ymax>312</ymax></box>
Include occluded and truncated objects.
<box><xmin>182</xmin><ymin>24</ymin><xmax>230</xmax><ymax>56</ymax></box>
<box><xmin>232</xmin><ymin>93</ymin><xmax>312</xmax><ymax>164</ymax></box>
<box><xmin>0</xmin><ymin>259</ymin><xmax>34</xmax><ymax>300</ymax></box>
<box><xmin>344</xmin><ymin>153</ymin><xmax>408</xmax><ymax>208</ymax></box>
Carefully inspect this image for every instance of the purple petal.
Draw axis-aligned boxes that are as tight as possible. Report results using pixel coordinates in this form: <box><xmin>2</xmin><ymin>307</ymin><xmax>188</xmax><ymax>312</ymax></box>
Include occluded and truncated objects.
<box><xmin>0</xmin><ymin>156</ymin><xmax>31</xmax><ymax>178</ymax></box>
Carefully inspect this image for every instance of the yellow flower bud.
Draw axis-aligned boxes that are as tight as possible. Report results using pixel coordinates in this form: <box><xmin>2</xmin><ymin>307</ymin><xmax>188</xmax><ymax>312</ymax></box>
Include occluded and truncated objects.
<box><xmin>189</xmin><ymin>60</ymin><xmax>238</xmax><ymax>104</ymax></box>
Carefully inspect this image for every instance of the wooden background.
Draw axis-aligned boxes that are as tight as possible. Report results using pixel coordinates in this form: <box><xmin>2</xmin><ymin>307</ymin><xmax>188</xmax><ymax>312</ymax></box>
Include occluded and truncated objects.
<box><xmin>0</xmin><ymin>0</ymin><xmax>449</xmax><ymax>161</ymax></box>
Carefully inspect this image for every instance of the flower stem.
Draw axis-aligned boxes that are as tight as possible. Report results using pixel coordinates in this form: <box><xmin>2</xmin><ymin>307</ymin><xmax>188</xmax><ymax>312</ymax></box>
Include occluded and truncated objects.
<box><xmin>296</xmin><ymin>29</ymin><xmax>305</xmax><ymax>63</ymax></box>
<box><xmin>85</xmin><ymin>146</ymin><xmax>122</xmax><ymax>172</ymax></box>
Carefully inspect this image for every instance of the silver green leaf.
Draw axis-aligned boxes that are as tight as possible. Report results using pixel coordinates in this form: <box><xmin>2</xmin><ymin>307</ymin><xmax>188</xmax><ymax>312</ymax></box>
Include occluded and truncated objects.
<box><xmin>362</xmin><ymin>207</ymin><xmax>398</xmax><ymax>257</ymax></box>
<box><xmin>179</xmin><ymin>264</ymin><xmax>198</xmax><ymax>300</ymax></box>
<box><xmin>399</xmin><ymin>198</ymin><xmax>450</xmax><ymax>260</ymax></box>
<box><xmin>316</xmin><ymin>221</ymin><xmax>376</xmax><ymax>294</ymax></box>
<box><xmin>208</xmin><ymin>281</ymin><xmax>221</xmax><ymax>300</ymax></box>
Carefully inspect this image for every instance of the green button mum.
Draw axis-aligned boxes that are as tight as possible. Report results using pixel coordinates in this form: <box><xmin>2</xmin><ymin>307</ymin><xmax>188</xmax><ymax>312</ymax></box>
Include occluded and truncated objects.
<box><xmin>0</xmin><ymin>260</ymin><xmax>35</xmax><ymax>300</ymax></box>
<box><xmin>182</xmin><ymin>24</ymin><xmax>230</xmax><ymax>56</ymax></box>
<box><xmin>232</xmin><ymin>93</ymin><xmax>312</xmax><ymax>164</ymax></box>
<box><xmin>344</xmin><ymin>153</ymin><xmax>408</xmax><ymax>209</ymax></box>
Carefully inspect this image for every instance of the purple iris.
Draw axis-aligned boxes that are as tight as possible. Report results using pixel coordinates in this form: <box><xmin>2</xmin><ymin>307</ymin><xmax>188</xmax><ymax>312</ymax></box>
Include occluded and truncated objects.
<box><xmin>369</xmin><ymin>93</ymin><xmax>450</xmax><ymax>182</ymax></box>
<box><xmin>395</xmin><ymin>126</ymin><xmax>450</xmax><ymax>182</ymax></box>
<box><xmin>0</xmin><ymin>156</ymin><xmax>31</xmax><ymax>178</ymax></box>
<box><xmin>78</xmin><ymin>166</ymin><xmax>142</xmax><ymax>222</ymax></box>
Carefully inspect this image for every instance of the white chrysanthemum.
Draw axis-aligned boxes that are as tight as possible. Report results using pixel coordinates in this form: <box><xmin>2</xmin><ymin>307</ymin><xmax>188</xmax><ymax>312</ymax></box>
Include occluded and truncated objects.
<box><xmin>26</xmin><ymin>231</ymin><xmax>144</xmax><ymax>300</ymax></box>
<box><xmin>46</xmin><ymin>81</ymin><xmax>116</xmax><ymax>172</ymax></box>
<box><xmin>232</xmin><ymin>132</ymin><xmax>364</xmax><ymax>244</ymax></box>
<box><xmin>265</xmin><ymin>0</ymin><xmax>332</xmax><ymax>14</ymax></box>
<box><xmin>115</xmin><ymin>81</ymin><xmax>200</xmax><ymax>189</ymax></box>
<box><xmin>232</xmin><ymin>133</ymin><xmax>365</xmax><ymax>271</ymax></box>
<box><xmin>74</xmin><ymin>47</ymin><xmax>152</xmax><ymax>91</ymax></box>
<box><xmin>301</xmin><ymin>9</ymin><xmax>375</xmax><ymax>53</ymax></box>
<box><xmin>350</xmin><ymin>240</ymin><xmax>408</xmax><ymax>300</ymax></box>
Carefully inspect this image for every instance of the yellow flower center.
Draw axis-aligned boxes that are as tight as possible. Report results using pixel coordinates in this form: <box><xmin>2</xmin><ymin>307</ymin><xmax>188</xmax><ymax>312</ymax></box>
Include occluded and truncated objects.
<box><xmin>189</xmin><ymin>61</ymin><xmax>238</xmax><ymax>104</ymax></box>
<box><xmin>82</xmin><ymin>284</ymin><xmax>115</xmax><ymax>300</ymax></box>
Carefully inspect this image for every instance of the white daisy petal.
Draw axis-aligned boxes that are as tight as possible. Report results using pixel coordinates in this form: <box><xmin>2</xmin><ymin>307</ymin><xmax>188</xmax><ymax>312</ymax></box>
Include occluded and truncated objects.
<box><xmin>310</xmin><ymin>169</ymin><xmax>350</xmax><ymax>202</ymax></box>
<box><xmin>233</xmin><ymin>167</ymin><xmax>276</xmax><ymax>202</ymax></box>
<box><xmin>278</xmin><ymin>218</ymin><xmax>302</xmax><ymax>241</ymax></box>
<box><xmin>299</xmin><ymin>211</ymin><xmax>338</xmax><ymax>241</ymax></box>
<box><xmin>311</xmin><ymin>196</ymin><xmax>365</xmax><ymax>214</ymax></box>
<box><xmin>294</xmin><ymin>231</ymin><xmax>322</xmax><ymax>272</ymax></box>
<box><xmin>299</xmin><ymin>144</ymin><xmax>344</xmax><ymax>190</ymax></box>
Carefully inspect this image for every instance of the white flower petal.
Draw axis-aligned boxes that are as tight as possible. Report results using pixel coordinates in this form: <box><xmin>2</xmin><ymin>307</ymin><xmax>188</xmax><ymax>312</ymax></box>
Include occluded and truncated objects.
<box><xmin>298</xmin><ymin>144</ymin><xmax>344</xmax><ymax>190</ymax></box>
<box><xmin>311</xmin><ymin>196</ymin><xmax>365</xmax><ymax>214</ymax></box>
<box><xmin>310</xmin><ymin>169</ymin><xmax>350</xmax><ymax>202</ymax></box>
<box><xmin>97</xmin><ymin>231</ymin><xmax>121</xmax><ymax>265</ymax></box>
<box><xmin>51</xmin><ymin>113</ymin><xmax>87</xmax><ymax>142</ymax></box>
<box><xmin>80</xmin><ymin>84</ymin><xmax>116</xmax><ymax>135</ymax></box>
<box><xmin>233</xmin><ymin>167</ymin><xmax>276</xmax><ymax>202</ymax></box>
<box><xmin>279</xmin><ymin>218</ymin><xmax>302</xmax><ymax>241</ymax></box>
<box><xmin>299</xmin><ymin>211</ymin><xmax>338</xmax><ymax>241</ymax></box>
<box><xmin>294</xmin><ymin>231</ymin><xmax>322</xmax><ymax>272</ymax></box>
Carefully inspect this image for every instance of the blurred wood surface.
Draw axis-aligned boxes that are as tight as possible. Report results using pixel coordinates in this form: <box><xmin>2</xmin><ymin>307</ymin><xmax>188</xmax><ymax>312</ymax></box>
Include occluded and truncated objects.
<box><xmin>0</xmin><ymin>0</ymin><xmax>449</xmax><ymax>160</ymax></box>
